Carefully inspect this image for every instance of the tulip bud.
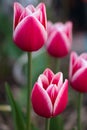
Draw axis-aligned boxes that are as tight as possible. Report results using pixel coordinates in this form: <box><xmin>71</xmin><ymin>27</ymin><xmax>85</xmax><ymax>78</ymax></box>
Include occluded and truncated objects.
<box><xmin>31</xmin><ymin>68</ymin><xmax>68</xmax><ymax>118</ymax></box>
<box><xmin>69</xmin><ymin>52</ymin><xmax>87</xmax><ymax>92</ymax></box>
<box><xmin>45</xmin><ymin>21</ymin><xmax>73</xmax><ymax>57</ymax></box>
<box><xmin>13</xmin><ymin>2</ymin><xmax>47</xmax><ymax>51</ymax></box>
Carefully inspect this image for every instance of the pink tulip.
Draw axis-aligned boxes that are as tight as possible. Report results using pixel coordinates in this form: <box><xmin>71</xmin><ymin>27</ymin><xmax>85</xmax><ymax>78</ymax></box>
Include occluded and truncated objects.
<box><xmin>31</xmin><ymin>68</ymin><xmax>68</xmax><ymax>118</ymax></box>
<box><xmin>13</xmin><ymin>2</ymin><xmax>47</xmax><ymax>51</ymax></box>
<box><xmin>45</xmin><ymin>21</ymin><xmax>73</xmax><ymax>57</ymax></box>
<box><xmin>69</xmin><ymin>52</ymin><xmax>87</xmax><ymax>92</ymax></box>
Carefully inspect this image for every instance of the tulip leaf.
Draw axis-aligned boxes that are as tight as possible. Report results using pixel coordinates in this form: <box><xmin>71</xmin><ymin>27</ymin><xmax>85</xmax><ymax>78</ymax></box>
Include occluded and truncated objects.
<box><xmin>5</xmin><ymin>83</ymin><xmax>25</xmax><ymax>130</ymax></box>
<box><xmin>50</xmin><ymin>115</ymin><xmax>64</xmax><ymax>130</ymax></box>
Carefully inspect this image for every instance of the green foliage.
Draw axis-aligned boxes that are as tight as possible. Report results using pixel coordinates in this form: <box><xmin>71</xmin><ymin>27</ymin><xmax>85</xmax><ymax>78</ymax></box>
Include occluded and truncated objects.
<box><xmin>5</xmin><ymin>83</ymin><xmax>25</xmax><ymax>130</ymax></box>
<box><xmin>0</xmin><ymin>12</ymin><xmax>22</xmax><ymax>59</ymax></box>
<box><xmin>0</xmin><ymin>13</ymin><xmax>11</xmax><ymax>38</ymax></box>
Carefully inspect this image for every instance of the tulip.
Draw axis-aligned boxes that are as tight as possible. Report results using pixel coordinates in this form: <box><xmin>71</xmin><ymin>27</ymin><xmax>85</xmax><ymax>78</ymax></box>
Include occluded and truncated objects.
<box><xmin>13</xmin><ymin>2</ymin><xmax>47</xmax><ymax>51</ymax></box>
<box><xmin>31</xmin><ymin>68</ymin><xmax>68</xmax><ymax>118</ymax></box>
<box><xmin>45</xmin><ymin>21</ymin><xmax>73</xmax><ymax>57</ymax></box>
<box><xmin>69</xmin><ymin>52</ymin><xmax>87</xmax><ymax>92</ymax></box>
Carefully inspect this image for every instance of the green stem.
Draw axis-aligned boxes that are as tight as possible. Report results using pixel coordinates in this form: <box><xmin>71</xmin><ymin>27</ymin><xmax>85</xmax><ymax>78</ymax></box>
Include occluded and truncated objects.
<box><xmin>77</xmin><ymin>93</ymin><xmax>82</xmax><ymax>130</ymax></box>
<box><xmin>45</xmin><ymin>118</ymin><xmax>50</xmax><ymax>130</ymax></box>
<box><xmin>27</xmin><ymin>52</ymin><xmax>32</xmax><ymax>130</ymax></box>
<box><xmin>50</xmin><ymin>116</ymin><xmax>64</xmax><ymax>130</ymax></box>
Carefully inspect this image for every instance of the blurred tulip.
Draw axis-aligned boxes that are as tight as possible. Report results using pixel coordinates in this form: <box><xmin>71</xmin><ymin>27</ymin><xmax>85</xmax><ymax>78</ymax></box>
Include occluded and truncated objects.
<box><xmin>69</xmin><ymin>52</ymin><xmax>87</xmax><ymax>92</ymax></box>
<box><xmin>31</xmin><ymin>68</ymin><xmax>68</xmax><ymax>118</ymax></box>
<box><xmin>13</xmin><ymin>2</ymin><xmax>47</xmax><ymax>51</ymax></box>
<box><xmin>45</xmin><ymin>21</ymin><xmax>73</xmax><ymax>57</ymax></box>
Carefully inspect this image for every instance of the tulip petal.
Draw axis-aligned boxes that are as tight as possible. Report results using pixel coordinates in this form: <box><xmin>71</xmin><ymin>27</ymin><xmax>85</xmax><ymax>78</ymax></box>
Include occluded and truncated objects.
<box><xmin>47</xmin><ymin>21</ymin><xmax>53</xmax><ymax>36</ymax></box>
<box><xmin>65</xmin><ymin>21</ymin><xmax>73</xmax><ymax>43</ymax></box>
<box><xmin>51</xmin><ymin>72</ymin><xmax>63</xmax><ymax>89</ymax></box>
<box><xmin>80</xmin><ymin>53</ymin><xmax>87</xmax><ymax>61</ymax></box>
<box><xmin>69</xmin><ymin>52</ymin><xmax>78</xmax><ymax>79</ymax></box>
<box><xmin>13</xmin><ymin>2</ymin><xmax>24</xmax><ymax>30</ymax></box>
<box><xmin>53</xmin><ymin>80</ymin><xmax>68</xmax><ymax>116</ymax></box>
<box><xmin>31</xmin><ymin>83</ymin><xmax>53</xmax><ymax>118</ymax></box>
<box><xmin>72</xmin><ymin>57</ymin><xmax>87</xmax><ymax>78</ymax></box>
<box><xmin>46</xmin><ymin>84</ymin><xmax>58</xmax><ymax>105</ymax></box>
<box><xmin>31</xmin><ymin>9</ymin><xmax>42</xmax><ymax>22</ymax></box>
<box><xmin>13</xmin><ymin>15</ymin><xmax>47</xmax><ymax>51</ymax></box>
<box><xmin>36</xmin><ymin>3</ymin><xmax>47</xmax><ymax>29</ymax></box>
<box><xmin>18</xmin><ymin>8</ymin><xmax>32</xmax><ymax>22</ymax></box>
<box><xmin>54</xmin><ymin>23</ymin><xmax>64</xmax><ymax>29</ymax></box>
<box><xmin>43</xmin><ymin>68</ymin><xmax>54</xmax><ymax>83</ymax></box>
<box><xmin>38</xmin><ymin>74</ymin><xmax>49</xmax><ymax>89</ymax></box>
<box><xmin>71</xmin><ymin>67</ymin><xmax>87</xmax><ymax>92</ymax></box>
<box><xmin>46</xmin><ymin>30</ymin><xmax>70</xmax><ymax>57</ymax></box>
<box><xmin>26</xmin><ymin>5</ymin><xmax>35</xmax><ymax>12</ymax></box>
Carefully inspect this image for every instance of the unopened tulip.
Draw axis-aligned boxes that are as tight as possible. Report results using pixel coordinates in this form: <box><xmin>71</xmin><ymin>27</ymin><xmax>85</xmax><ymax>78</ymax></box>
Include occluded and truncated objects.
<box><xmin>13</xmin><ymin>2</ymin><xmax>47</xmax><ymax>51</ymax></box>
<box><xmin>31</xmin><ymin>68</ymin><xmax>68</xmax><ymax>118</ymax></box>
<box><xmin>69</xmin><ymin>52</ymin><xmax>87</xmax><ymax>92</ymax></box>
<box><xmin>45</xmin><ymin>21</ymin><xmax>73</xmax><ymax>57</ymax></box>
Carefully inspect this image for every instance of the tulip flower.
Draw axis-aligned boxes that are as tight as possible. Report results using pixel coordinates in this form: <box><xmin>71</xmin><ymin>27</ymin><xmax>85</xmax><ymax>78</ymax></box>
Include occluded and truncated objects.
<box><xmin>45</xmin><ymin>21</ymin><xmax>73</xmax><ymax>57</ymax></box>
<box><xmin>31</xmin><ymin>68</ymin><xmax>68</xmax><ymax>118</ymax></box>
<box><xmin>69</xmin><ymin>52</ymin><xmax>87</xmax><ymax>92</ymax></box>
<box><xmin>13</xmin><ymin>2</ymin><xmax>47</xmax><ymax>51</ymax></box>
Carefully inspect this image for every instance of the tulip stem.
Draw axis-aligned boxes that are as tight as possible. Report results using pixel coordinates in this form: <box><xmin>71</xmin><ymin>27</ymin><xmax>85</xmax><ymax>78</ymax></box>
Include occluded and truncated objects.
<box><xmin>27</xmin><ymin>52</ymin><xmax>32</xmax><ymax>130</ymax></box>
<box><xmin>77</xmin><ymin>93</ymin><xmax>82</xmax><ymax>130</ymax></box>
<box><xmin>45</xmin><ymin>118</ymin><xmax>50</xmax><ymax>130</ymax></box>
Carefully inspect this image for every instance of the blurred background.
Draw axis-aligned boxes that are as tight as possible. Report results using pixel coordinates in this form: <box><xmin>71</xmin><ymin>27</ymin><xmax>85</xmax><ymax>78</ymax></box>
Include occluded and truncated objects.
<box><xmin>0</xmin><ymin>0</ymin><xmax>87</xmax><ymax>130</ymax></box>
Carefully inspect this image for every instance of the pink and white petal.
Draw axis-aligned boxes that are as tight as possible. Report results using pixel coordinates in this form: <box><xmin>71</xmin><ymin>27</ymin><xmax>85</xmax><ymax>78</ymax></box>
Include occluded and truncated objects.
<box><xmin>26</xmin><ymin>4</ymin><xmax>35</xmax><ymax>12</ymax></box>
<box><xmin>46</xmin><ymin>30</ymin><xmax>71</xmax><ymax>57</ymax></box>
<box><xmin>13</xmin><ymin>2</ymin><xmax>24</xmax><ymax>30</ymax></box>
<box><xmin>47</xmin><ymin>21</ymin><xmax>53</xmax><ymax>30</ymax></box>
<box><xmin>38</xmin><ymin>74</ymin><xmax>49</xmax><ymax>89</ymax></box>
<box><xmin>32</xmin><ymin>9</ymin><xmax>42</xmax><ymax>22</ymax></box>
<box><xmin>13</xmin><ymin>15</ymin><xmax>47</xmax><ymax>51</ymax></box>
<box><xmin>36</xmin><ymin>3</ymin><xmax>47</xmax><ymax>29</ymax></box>
<box><xmin>53</xmin><ymin>80</ymin><xmax>68</xmax><ymax>116</ymax></box>
<box><xmin>47</xmin><ymin>26</ymin><xmax>57</xmax><ymax>39</ymax></box>
<box><xmin>46</xmin><ymin>84</ymin><xmax>58</xmax><ymax>105</ymax></box>
<box><xmin>47</xmin><ymin>21</ymin><xmax>53</xmax><ymax>36</ymax></box>
<box><xmin>72</xmin><ymin>58</ymin><xmax>85</xmax><ymax>76</ymax></box>
<box><xmin>31</xmin><ymin>83</ymin><xmax>53</xmax><ymax>118</ymax></box>
<box><xmin>18</xmin><ymin>8</ymin><xmax>32</xmax><ymax>22</ymax></box>
<box><xmin>54</xmin><ymin>22</ymin><xmax>64</xmax><ymax>29</ymax></box>
<box><xmin>80</xmin><ymin>53</ymin><xmax>87</xmax><ymax>61</ymax></box>
<box><xmin>54</xmin><ymin>24</ymin><xmax>64</xmax><ymax>34</ymax></box>
<box><xmin>65</xmin><ymin>21</ymin><xmax>73</xmax><ymax>43</ymax></box>
<box><xmin>51</xmin><ymin>72</ymin><xmax>63</xmax><ymax>89</ymax></box>
<box><xmin>69</xmin><ymin>52</ymin><xmax>78</xmax><ymax>79</ymax></box>
<box><xmin>43</xmin><ymin>68</ymin><xmax>54</xmax><ymax>84</ymax></box>
<box><xmin>71</xmin><ymin>67</ymin><xmax>87</xmax><ymax>92</ymax></box>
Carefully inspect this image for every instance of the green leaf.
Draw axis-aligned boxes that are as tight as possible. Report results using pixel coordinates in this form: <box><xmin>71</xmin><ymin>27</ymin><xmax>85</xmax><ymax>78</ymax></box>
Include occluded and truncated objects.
<box><xmin>50</xmin><ymin>115</ymin><xmax>64</xmax><ymax>130</ymax></box>
<box><xmin>5</xmin><ymin>83</ymin><xmax>25</xmax><ymax>130</ymax></box>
